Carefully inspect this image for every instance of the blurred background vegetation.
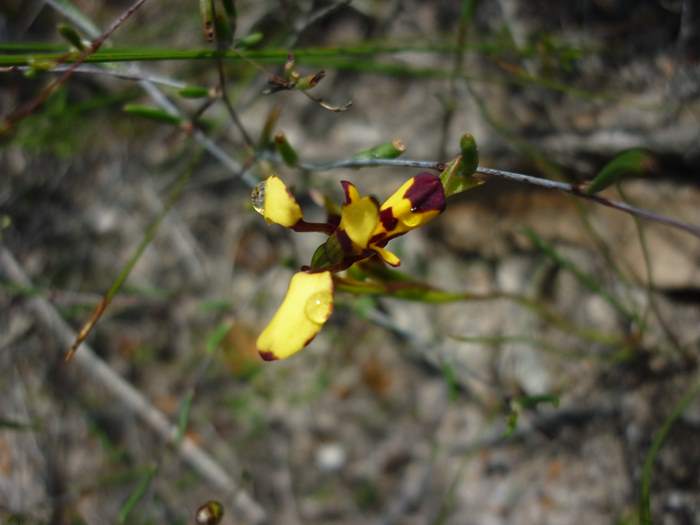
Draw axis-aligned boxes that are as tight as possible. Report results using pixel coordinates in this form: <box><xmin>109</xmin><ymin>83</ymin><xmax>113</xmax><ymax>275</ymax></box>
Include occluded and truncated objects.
<box><xmin>1</xmin><ymin>1</ymin><xmax>700</xmax><ymax>524</ymax></box>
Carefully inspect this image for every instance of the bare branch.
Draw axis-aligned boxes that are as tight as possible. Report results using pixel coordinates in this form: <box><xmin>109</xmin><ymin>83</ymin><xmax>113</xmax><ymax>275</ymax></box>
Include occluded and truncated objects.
<box><xmin>301</xmin><ymin>158</ymin><xmax>700</xmax><ymax>240</ymax></box>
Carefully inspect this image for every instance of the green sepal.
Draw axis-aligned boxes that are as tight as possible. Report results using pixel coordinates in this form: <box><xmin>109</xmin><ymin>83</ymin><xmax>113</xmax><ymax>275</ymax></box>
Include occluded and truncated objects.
<box><xmin>352</xmin><ymin>139</ymin><xmax>406</xmax><ymax>161</ymax></box>
<box><xmin>310</xmin><ymin>235</ymin><xmax>345</xmax><ymax>271</ymax></box>
<box><xmin>439</xmin><ymin>155</ymin><xmax>483</xmax><ymax>198</ymax></box>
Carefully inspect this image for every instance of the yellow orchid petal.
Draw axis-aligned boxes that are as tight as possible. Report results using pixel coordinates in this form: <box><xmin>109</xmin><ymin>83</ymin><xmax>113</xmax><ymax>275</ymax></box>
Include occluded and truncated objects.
<box><xmin>340</xmin><ymin>192</ymin><xmax>380</xmax><ymax>249</ymax></box>
<box><xmin>341</xmin><ymin>180</ymin><xmax>361</xmax><ymax>204</ymax></box>
<box><xmin>257</xmin><ymin>271</ymin><xmax>333</xmax><ymax>361</ymax></box>
<box><xmin>372</xmin><ymin>245</ymin><xmax>401</xmax><ymax>267</ymax></box>
<box><xmin>253</xmin><ymin>175</ymin><xmax>303</xmax><ymax>227</ymax></box>
<box><xmin>374</xmin><ymin>173</ymin><xmax>446</xmax><ymax>238</ymax></box>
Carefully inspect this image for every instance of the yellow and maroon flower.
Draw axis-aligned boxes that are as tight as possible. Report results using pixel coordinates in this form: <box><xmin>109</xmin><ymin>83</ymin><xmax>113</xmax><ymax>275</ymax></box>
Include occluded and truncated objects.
<box><xmin>253</xmin><ymin>172</ymin><xmax>445</xmax><ymax>360</ymax></box>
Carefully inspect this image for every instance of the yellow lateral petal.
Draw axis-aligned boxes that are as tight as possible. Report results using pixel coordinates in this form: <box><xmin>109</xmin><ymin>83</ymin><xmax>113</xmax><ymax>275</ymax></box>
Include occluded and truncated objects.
<box><xmin>262</xmin><ymin>175</ymin><xmax>303</xmax><ymax>227</ymax></box>
<box><xmin>257</xmin><ymin>271</ymin><xmax>333</xmax><ymax>360</ymax></box>
<box><xmin>340</xmin><ymin>195</ymin><xmax>379</xmax><ymax>249</ymax></box>
<box><xmin>372</xmin><ymin>245</ymin><xmax>401</xmax><ymax>266</ymax></box>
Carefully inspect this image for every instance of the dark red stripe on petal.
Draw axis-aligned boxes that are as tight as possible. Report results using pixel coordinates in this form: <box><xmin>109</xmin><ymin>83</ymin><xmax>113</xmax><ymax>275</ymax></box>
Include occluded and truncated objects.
<box><xmin>379</xmin><ymin>207</ymin><xmax>398</xmax><ymax>231</ymax></box>
<box><xmin>369</xmin><ymin>232</ymin><xmax>387</xmax><ymax>245</ymax></box>
<box><xmin>259</xmin><ymin>351</ymin><xmax>278</xmax><ymax>361</ymax></box>
<box><xmin>404</xmin><ymin>172</ymin><xmax>446</xmax><ymax>213</ymax></box>
<box><xmin>340</xmin><ymin>180</ymin><xmax>354</xmax><ymax>204</ymax></box>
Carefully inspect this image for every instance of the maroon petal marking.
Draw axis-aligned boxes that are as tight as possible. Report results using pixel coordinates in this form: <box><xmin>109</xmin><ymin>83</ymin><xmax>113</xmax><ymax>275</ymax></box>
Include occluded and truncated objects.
<box><xmin>379</xmin><ymin>207</ymin><xmax>398</xmax><ymax>231</ymax></box>
<box><xmin>369</xmin><ymin>232</ymin><xmax>387</xmax><ymax>245</ymax></box>
<box><xmin>404</xmin><ymin>172</ymin><xmax>446</xmax><ymax>213</ymax></box>
<box><xmin>259</xmin><ymin>351</ymin><xmax>278</xmax><ymax>361</ymax></box>
<box><xmin>340</xmin><ymin>180</ymin><xmax>354</xmax><ymax>204</ymax></box>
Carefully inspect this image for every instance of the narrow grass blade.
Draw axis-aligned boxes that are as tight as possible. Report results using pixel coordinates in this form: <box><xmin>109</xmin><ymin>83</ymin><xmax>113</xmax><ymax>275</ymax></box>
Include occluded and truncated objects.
<box><xmin>639</xmin><ymin>375</ymin><xmax>700</xmax><ymax>524</ymax></box>
<box><xmin>117</xmin><ymin>464</ymin><xmax>158</xmax><ymax>524</ymax></box>
<box><xmin>525</xmin><ymin>228</ymin><xmax>638</xmax><ymax>325</ymax></box>
<box><xmin>176</xmin><ymin>390</ymin><xmax>194</xmax><ymax>446</ymax></box>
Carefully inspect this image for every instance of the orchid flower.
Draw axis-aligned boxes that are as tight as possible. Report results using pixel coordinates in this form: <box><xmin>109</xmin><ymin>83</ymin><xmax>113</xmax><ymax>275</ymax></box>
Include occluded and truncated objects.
<box><xmin>252</xmin><ymin>172</ymin><xmax>446</xmax><ymax>361</ymax></box>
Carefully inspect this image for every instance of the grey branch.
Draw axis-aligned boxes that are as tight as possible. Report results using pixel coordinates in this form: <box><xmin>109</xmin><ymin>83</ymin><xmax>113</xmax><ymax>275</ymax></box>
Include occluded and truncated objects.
<box><xmin>301</xmin><ymin>158</ymin><xmax>700</xmax><ymax>240</ymax></box>
<box><xmin>0</xmin><ymin>246</ymin><xmax>266</xmax><ymax>525</ymax></box>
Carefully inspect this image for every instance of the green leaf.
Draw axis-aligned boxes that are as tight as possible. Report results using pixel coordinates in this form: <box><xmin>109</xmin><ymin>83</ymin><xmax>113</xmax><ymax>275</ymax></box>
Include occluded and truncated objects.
<box><xmin>122</xmin><ymin>104</ymin><xmax>182</xmax><ymax>125</ymax></box>
<box><xmin>235</xmin><ymin>32</ymin><xmax>263</xmax><ymax>48</ymax></box>
<box><xmin>274</xmin><ymin>132</ymin><xmax>299</xmax><ymax>167</ymax></box>
<box><xmin>333</xmin><ymin>275</ymin><xmax>465</xmax><ymax>303</ymax></box>
<box><xmin>177</xmin><ymin>85</ymin><xmax>210</xmax><ymax>98</ymax></box>
<box><xmin>351</xmin><ymin>139</ymin><xmax>406</xmax><ymax>160</ymax></box>
<box><xmin>57</xmin><ymin>23</ymin><xmax>85</xmax><ymax>50</ymax></box>
<box><xmin>587</xmin><ymin>149</ymin><xmax>654</xmax><ymax>194</ymax></box>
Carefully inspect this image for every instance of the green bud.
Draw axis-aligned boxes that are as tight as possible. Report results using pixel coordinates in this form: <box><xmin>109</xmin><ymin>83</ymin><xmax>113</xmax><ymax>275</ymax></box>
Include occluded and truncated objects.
<box><xmin>459</xmin><ymin>133</ymin><xmax>479</xmax><ymax>176</ymax></box>
<box><xmin>274</xmin><ymin>132</ymin><xmax>299</xmax><ymax>167</ymax></box>
<box><xmin>295</xmin><ymin>71</ymin><xmax>325</xmax><ymax>91</ymax></box>
<box><xmin>352</xmin><ymin>139</ymin><xmax>406</xmax><ymax>160</ymax></box>
<box><xmin>123</xmin><ymin>104</ymin><xmax>183</xmax><ymax>126</ymax></box>
<box><xmin>57</xmin><ymin>23</ymin><xmax>85</xmax><ymax>50</ymax></box>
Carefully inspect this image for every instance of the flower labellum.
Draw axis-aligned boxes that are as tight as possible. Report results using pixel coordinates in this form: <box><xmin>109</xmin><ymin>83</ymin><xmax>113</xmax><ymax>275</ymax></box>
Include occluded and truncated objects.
<box><xmin>257</xmin><ymin>271</ymin><xmax>334</xmax><ymax>361</ymax></box>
